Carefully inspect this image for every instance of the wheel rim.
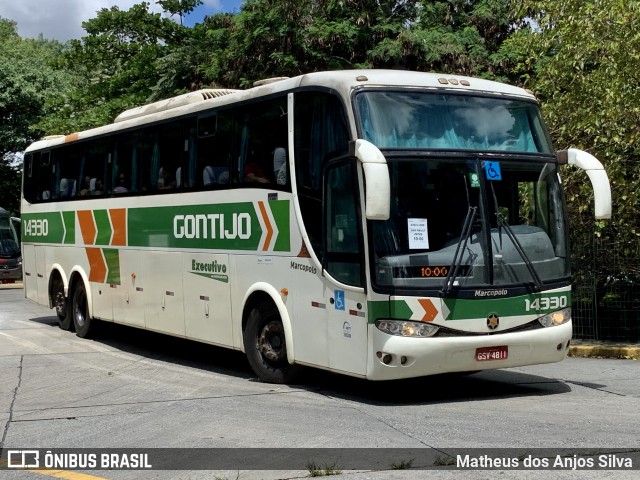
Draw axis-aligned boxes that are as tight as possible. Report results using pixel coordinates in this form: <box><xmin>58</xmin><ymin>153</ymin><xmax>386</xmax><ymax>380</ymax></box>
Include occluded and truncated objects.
<box><xmin>55</xmin><ymin>289</ymin><xmax>66</xmax><ymax>318</ymax></box>
<box><xmin>74</xmin><ymin>289</ymin><xmax>87</xmax><ymax>328</ymax></box>
<box><xmin>257</xmin><ymin>320</ymin><xmax>286</xmax><ymax>365</ymax></box>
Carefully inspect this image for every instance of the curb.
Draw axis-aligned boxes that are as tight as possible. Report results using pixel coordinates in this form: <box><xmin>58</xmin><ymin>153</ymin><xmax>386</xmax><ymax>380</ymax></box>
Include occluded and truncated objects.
<box><xmin>568</xmin><ymin>344</ymin><xmax>640</xmax><ymax>360</ymax></box>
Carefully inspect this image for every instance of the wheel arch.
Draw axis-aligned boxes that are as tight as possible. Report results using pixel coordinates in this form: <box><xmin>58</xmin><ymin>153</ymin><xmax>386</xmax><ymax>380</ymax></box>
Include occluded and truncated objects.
<box><xmin>241</xmin><ymin>282</ymin><xmax>295</xmax><ymax>364</ymax></box>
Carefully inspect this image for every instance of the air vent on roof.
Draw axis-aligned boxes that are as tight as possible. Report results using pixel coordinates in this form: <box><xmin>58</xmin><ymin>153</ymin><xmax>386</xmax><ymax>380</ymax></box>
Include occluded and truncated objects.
<box><xmin>253</xmin><ymin>77</ymin><xmax>289</xmax><ymax>87</ymax></box>
<box><xmin>114</xmin><ymin>89</ymin><xmax>238</xmax><ymax>123</ymax></box>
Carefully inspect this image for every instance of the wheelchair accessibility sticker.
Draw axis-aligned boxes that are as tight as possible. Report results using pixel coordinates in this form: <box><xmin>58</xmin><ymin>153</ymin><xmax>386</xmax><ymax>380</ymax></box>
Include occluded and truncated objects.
<box><xmin>484</xmin><ymin>161</ymin><xmax>502</xmax><ymax>181</ymax></box>
<box><xmin>334</xmin><ymin>290</ymin><xmax>345</xmax><ymax>311</ymax></box>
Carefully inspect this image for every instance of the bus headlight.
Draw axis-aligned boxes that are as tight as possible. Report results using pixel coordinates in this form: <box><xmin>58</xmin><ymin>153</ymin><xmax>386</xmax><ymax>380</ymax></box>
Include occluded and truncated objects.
<box><xmin>375</xmin><ymin>319</ymin><xmax>439</xmax><ymax>337</ymax></box>
<box><xmin>538</xmin><ymin>308</ymin><xmax>571</xmax><ymax>327</ymax></box>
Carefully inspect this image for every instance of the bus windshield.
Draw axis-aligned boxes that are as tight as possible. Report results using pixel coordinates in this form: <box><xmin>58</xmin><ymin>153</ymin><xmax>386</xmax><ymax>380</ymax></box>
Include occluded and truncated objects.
<box><xmin>370</xmin><ymin>157</ymin><xmax>569</xmax><ymax>290</ymax></box>
<box><xmin>356</xmin><ymin>91</ymin><xmax>553</xmax><ymax>153</ymax></box>
<box><xmin>0</xmin><ymin>215</ymin><xmax>20</xmax><ymax>258</ymax></box>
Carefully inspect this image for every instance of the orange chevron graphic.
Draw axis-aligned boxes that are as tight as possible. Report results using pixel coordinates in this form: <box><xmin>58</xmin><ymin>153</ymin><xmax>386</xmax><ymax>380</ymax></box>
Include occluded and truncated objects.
<box><xmin>86</xmin><ymin>248</ymin><xmax>107</xmax><ymax>283</ymax></box>
<box><xmin>258</xmin><ymin>201</ymin><xmax>274</xmax><ymax>251</ymax></box>
<box><xmin>78</xmin><ymin>210</ymin><xmax>96</xmax><ymax>245</ymax></box>
<box><xmin>418</xmin><ymin>298</ymin><xmax>438</xmax><ymax>322</ymax></box>
<box><xmin>109</xmin><ymin>208</ymin><xmax>126</xmax><ymax>246</ymax></box>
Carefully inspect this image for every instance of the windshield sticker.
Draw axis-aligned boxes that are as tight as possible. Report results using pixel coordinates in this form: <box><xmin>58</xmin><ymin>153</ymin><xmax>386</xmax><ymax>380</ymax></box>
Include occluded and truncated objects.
<box><xmin>408</xmin><ymin>218</ymin><xmax>429</xmax><ymax>249</ymax></box>
<box><xmin>484</xmin><ymin>161</ymin><xmax>502</xmax><ymax>181</ymax></box>
<box><xmin>469</xmin><ymin>172</ymin><xmax>480</xmax><ymax>188</ymax></box>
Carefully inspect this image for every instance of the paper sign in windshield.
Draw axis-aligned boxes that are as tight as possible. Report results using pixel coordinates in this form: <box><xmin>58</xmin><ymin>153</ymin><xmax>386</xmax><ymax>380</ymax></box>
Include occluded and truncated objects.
<box><xmin>408</xmin><ymin>218</ymin><xmax>429</xmax><ymax>249</ymax></box>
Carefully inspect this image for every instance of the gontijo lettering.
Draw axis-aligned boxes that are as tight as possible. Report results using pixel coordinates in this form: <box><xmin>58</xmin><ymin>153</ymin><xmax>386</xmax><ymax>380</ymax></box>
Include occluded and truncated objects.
<box><xmin>174</xmin><ymin>213</ymin><xmax>251</xmax><ymax>240</ymax></box>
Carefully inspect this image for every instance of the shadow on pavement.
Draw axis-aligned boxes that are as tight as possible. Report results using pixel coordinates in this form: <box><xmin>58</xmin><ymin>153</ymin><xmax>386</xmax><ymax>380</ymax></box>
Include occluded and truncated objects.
<box><xmin>28</xmin><ymin>315</ymin><xmax>573</xmax><ymax>406</ymax></box>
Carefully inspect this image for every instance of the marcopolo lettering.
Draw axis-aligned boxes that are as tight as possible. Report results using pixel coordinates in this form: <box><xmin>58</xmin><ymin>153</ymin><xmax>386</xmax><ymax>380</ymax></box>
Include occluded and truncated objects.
<box><xmin>474</xmin><ymin>289</ymin><xmax>508</xmax><ymax>297</ymax></box>
<box><xmin>174</xmin><ymin>213</ymin><xmax>251</xmax><ymax>240</ymax></box>
<box><xmin>290</xmin><ymin>261</ymin><xmax>317</xmax><ymax>275</ymax></box>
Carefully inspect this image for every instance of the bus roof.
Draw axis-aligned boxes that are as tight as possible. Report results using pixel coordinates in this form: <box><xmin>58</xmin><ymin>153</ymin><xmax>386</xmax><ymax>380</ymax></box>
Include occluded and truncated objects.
<box><xmin>25</xmin><ymin>69</ymin><xmax>536</xmax><ymax>153</ymax></box>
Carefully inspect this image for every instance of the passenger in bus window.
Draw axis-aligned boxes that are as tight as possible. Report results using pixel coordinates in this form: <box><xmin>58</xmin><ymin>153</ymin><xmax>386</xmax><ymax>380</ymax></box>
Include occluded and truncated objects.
<box><xmin>92</xmin><ymin>179</ymin><xmax>104</xmax><ymax>196</ymax></box>
<box><xmin>158</xmin><ymin>167</ymin><xmax>176</xmax><ymax>190</ymax></box>
<box><xmin>273</xmin><ymin>147</ymin><xmax>287</xmax><ymax>185</ymax></box>
<box><xmin>113</xmin><ymin>174</ymin><xmax>129</xmax><ymax>194</ymax></box>
<box><xmin>79</xmin><ymin>176</ymin><xmax>92</xmax><ymax>196</ymax></box>
<box><xmin>244</xmin><ymin>156</ymin><xmax>270</xmax><ymax>184</ymax></box>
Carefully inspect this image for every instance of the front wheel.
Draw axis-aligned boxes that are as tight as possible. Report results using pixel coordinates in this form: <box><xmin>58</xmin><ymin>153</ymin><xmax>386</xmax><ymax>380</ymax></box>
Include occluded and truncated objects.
<box><xmin>72</xmin><ymin>281</ymin><xmax>95</xmax><ymax>338</ymax></box>
<box><xmin>243</xmin><ymin>301</ymin><xmax>302</xmax><ymax>384</ymax></box>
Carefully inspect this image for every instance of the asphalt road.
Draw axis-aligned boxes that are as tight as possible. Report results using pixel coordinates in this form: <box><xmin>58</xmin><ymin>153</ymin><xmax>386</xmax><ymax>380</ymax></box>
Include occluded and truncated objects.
<box><xmin>1</xmin><ymin>283</ymin><xmax>639</xmax><ymax>480</ymax></box>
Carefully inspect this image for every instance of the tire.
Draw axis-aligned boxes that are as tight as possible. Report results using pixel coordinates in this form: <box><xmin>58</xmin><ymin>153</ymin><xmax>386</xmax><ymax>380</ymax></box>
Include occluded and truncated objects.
<box><xmin>52</xmin><ymin>277</ymin><xmax>73</xmax><ymax>331</ymax></box>
<box><xmin>243</xmin><ymin>301</ymin><xmax>302</xmax><ymax>384</ymax></box>
<box><xmin>72</xmin><ymin>281</ymin><xmax>95</xmax><ymax>338</ymax></box>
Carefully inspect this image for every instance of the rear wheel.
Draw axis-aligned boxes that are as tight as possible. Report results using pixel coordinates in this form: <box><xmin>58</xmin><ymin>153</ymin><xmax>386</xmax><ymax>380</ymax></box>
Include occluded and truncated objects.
<box><xmin>72</xmin><ymin>281</ymin><xmax>95</xmax><ymax>338</ymax></box>
<box><xmin>52</xmin><ymin>277</ymin><xmax>73</xmax><ymax>331</ymax></box>
<box><xmin>243</xmin><ymin>301</ymin><xmax>302</xmax><ymax>384</ymax></box>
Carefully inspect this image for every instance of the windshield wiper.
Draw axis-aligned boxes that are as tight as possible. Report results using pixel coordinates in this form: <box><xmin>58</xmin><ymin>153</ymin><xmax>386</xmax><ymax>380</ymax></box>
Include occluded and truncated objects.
<box><xmin>495</xmin><ymin>213</ymin><xmax>543</xmax><ymax>290</ymax></box>
<box><xmin>441</xmin><ymin>206</ymin><xmax>477</xmax><ymax>295</ymax></box>
<box><xmin>489</xmin><ymin>183</ymin><xmax>543</xmax><ymax>290</ymax></box>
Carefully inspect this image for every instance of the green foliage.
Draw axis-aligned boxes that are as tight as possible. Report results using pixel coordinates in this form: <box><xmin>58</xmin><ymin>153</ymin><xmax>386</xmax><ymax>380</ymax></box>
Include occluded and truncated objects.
<box><xmin>0</xmin><ymin>18</ymin><xmax>72</xmax><ymax>157</ymax></box>
<box><xmin>503</xmin><ymin>1</ymin><xmax>640</xmax><ymax>272</ymax></box>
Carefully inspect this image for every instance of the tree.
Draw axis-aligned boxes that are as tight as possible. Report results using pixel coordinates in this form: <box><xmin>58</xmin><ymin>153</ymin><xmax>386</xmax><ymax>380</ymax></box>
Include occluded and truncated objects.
<box><xmin>55</xmin><ymin>2</ymin><xmax>196</xmax><ymax>129</ymax></box>
<box><xmin>0</xmin><ymin>18</ymin><xmax>69</xmax><ymax>157</ymax></box>
<box><xmin>496</xmin><ymin>0</ymin><xmax>640</xmax><ymax>312</ymax></box>
<box><xmin>502</xmin><ymin>1</ymin><xmax>640</xmax><ymax>251</ymax></box>
<box><xmin>202</xmin><ymin>0</ymin><xmax>521</xmax><ymax>88</ymax></box>
<box><xmin>368</xmin><ymin>0</ymin><xmax>522</xmax><ymax>76</ymax></box>
<box><xmin>0</xmin><ymin>17</ymin><xmax>77</xmax><ymax>214</ymax></box>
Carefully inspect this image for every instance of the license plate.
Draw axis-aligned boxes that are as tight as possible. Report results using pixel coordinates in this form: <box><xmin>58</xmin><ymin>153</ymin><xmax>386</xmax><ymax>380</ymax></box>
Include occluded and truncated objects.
<box><xmin>476</xmin><ymin>346</ymin><xmax>508</xmax><ymax>361</ymax></box>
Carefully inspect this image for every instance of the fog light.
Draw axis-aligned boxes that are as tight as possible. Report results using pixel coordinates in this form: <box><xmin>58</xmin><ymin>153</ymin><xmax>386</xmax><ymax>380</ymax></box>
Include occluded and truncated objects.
<box><xmin>400</xmin><ymin>356</ymin><xmax>407</xmax><ymax>365</ymax></box>
<box><xmin>382</xmin><ymin>354</ymin><xmax>392</xmax><ymax>365</ymax></box>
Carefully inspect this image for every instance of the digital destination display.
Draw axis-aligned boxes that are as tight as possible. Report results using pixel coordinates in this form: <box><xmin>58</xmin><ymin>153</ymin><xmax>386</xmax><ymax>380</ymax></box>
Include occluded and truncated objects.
<box><xmin>392</xmin><ymin>265</ymin><xmax>470</xmax><ymax>278</ymax></box>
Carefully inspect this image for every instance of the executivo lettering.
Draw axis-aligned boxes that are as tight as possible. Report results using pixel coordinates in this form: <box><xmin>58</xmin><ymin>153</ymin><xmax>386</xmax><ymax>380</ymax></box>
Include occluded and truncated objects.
<box><xmin>190</xmin><ymin>259</ymin><xmax>229</xmax><ymax>283</ymax></box>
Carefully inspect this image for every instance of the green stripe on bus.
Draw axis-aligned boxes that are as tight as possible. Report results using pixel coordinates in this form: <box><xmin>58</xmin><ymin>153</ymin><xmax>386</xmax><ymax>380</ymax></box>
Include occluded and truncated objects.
<box><xmin>94</xmin><ymin>210</ymin><xmax>112</xmax><ymax>245</ymax></box>
<box><xmin>368</xmin><ymin>290</ymin><xmax>572</xmax><ymax>323</ymax></box>
<box><xmin>442</xmin><ymin>291</ymin><xmax>572</xmax><ymax>320</ymax></box>
<box><xmin>62</xmin><ymin>211</ymin><xmax>75</xmax><ymax>244</ymax></box>
<box><xmin>103</xmin><ymin>248</ymin><xmax>121</xmax><ymax>285</ymax></box>
<box><xmin>270</xmin><ymin>200</ymin><xmax>290</xmax><ymax>251</ymax></box>
<box><xmin>22</xmin><ymin>212</ymin><xmax>66</xmax><ymax>244</ymax></box>
<box><xmin>127</xmin><ymin>201</ymin><xmax>290</xmax><ymax>251</ymax></box>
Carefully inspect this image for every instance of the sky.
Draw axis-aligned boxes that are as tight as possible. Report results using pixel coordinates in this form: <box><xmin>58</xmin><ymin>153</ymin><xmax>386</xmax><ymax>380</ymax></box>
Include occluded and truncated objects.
<box><xmin>0</xmin><ymin>0</ymin><xmax>243</xmax><ymax>42</ymax></box>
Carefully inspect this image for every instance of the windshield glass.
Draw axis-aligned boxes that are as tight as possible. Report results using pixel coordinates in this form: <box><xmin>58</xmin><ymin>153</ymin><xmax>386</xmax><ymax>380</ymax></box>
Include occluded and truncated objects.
<box><xmin>356</xmin><ymin>91</ymin><xmax>553</xmax><ymax>153</ymax></box>
<box><xmin>0</xmin><ymin>216</ymin><xmax>20</xmax><ymax>257</ymax></box>
<box><xmin>371</xmin><ymin>158</ymin><xmax>569</xmax><ymax>290</ymax></box>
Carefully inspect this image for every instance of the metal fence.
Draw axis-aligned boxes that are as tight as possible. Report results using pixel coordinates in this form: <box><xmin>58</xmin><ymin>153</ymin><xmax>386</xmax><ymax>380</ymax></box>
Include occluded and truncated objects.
<box><xmin>572</xmin><ymin>238</ymin><xmax>640</xmax><ymax>342</ymax></box>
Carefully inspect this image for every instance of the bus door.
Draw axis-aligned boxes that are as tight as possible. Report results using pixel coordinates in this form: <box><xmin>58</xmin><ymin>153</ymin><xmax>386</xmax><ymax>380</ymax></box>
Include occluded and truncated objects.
<box><xmin>322</xmin><ymin>160</ymin><xmax>368</xmax><ymax>376</ymax></box>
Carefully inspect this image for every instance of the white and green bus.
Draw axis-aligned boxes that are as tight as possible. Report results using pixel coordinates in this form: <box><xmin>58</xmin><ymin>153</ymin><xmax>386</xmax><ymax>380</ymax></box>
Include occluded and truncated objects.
<box><xmin>21</xmin><ymin>70</ymin><xmax>611</xmax><ymax>383</ymax></box>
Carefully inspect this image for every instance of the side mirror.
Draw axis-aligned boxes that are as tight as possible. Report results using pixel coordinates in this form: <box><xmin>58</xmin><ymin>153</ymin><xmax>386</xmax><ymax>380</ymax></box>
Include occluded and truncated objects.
<box><xmin>557</xmin><ymin>148</ymin><xmax>612</xmax><ymax>220</ymax></box>
<box><xmin>350</xmin><ymin>140</ymin><xmax>390</xmax><ymax>220</ymax></box>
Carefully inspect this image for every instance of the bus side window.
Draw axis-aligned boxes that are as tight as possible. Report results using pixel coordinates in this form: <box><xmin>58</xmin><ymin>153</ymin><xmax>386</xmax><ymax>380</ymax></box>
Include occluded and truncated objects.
<box><xmin>236</xmin><ymin>98</ymin><xmax>289</xmax><ymax>189</ymax></box>
<box><xmin>196</xmin><ymin>111</ymin><xmax>234</xmax><ymax>190</ymax></box>
<box><xmin>294</xmin><ymin>90</ymin><xmax>350</xmax><ymax>261</ymax></box>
